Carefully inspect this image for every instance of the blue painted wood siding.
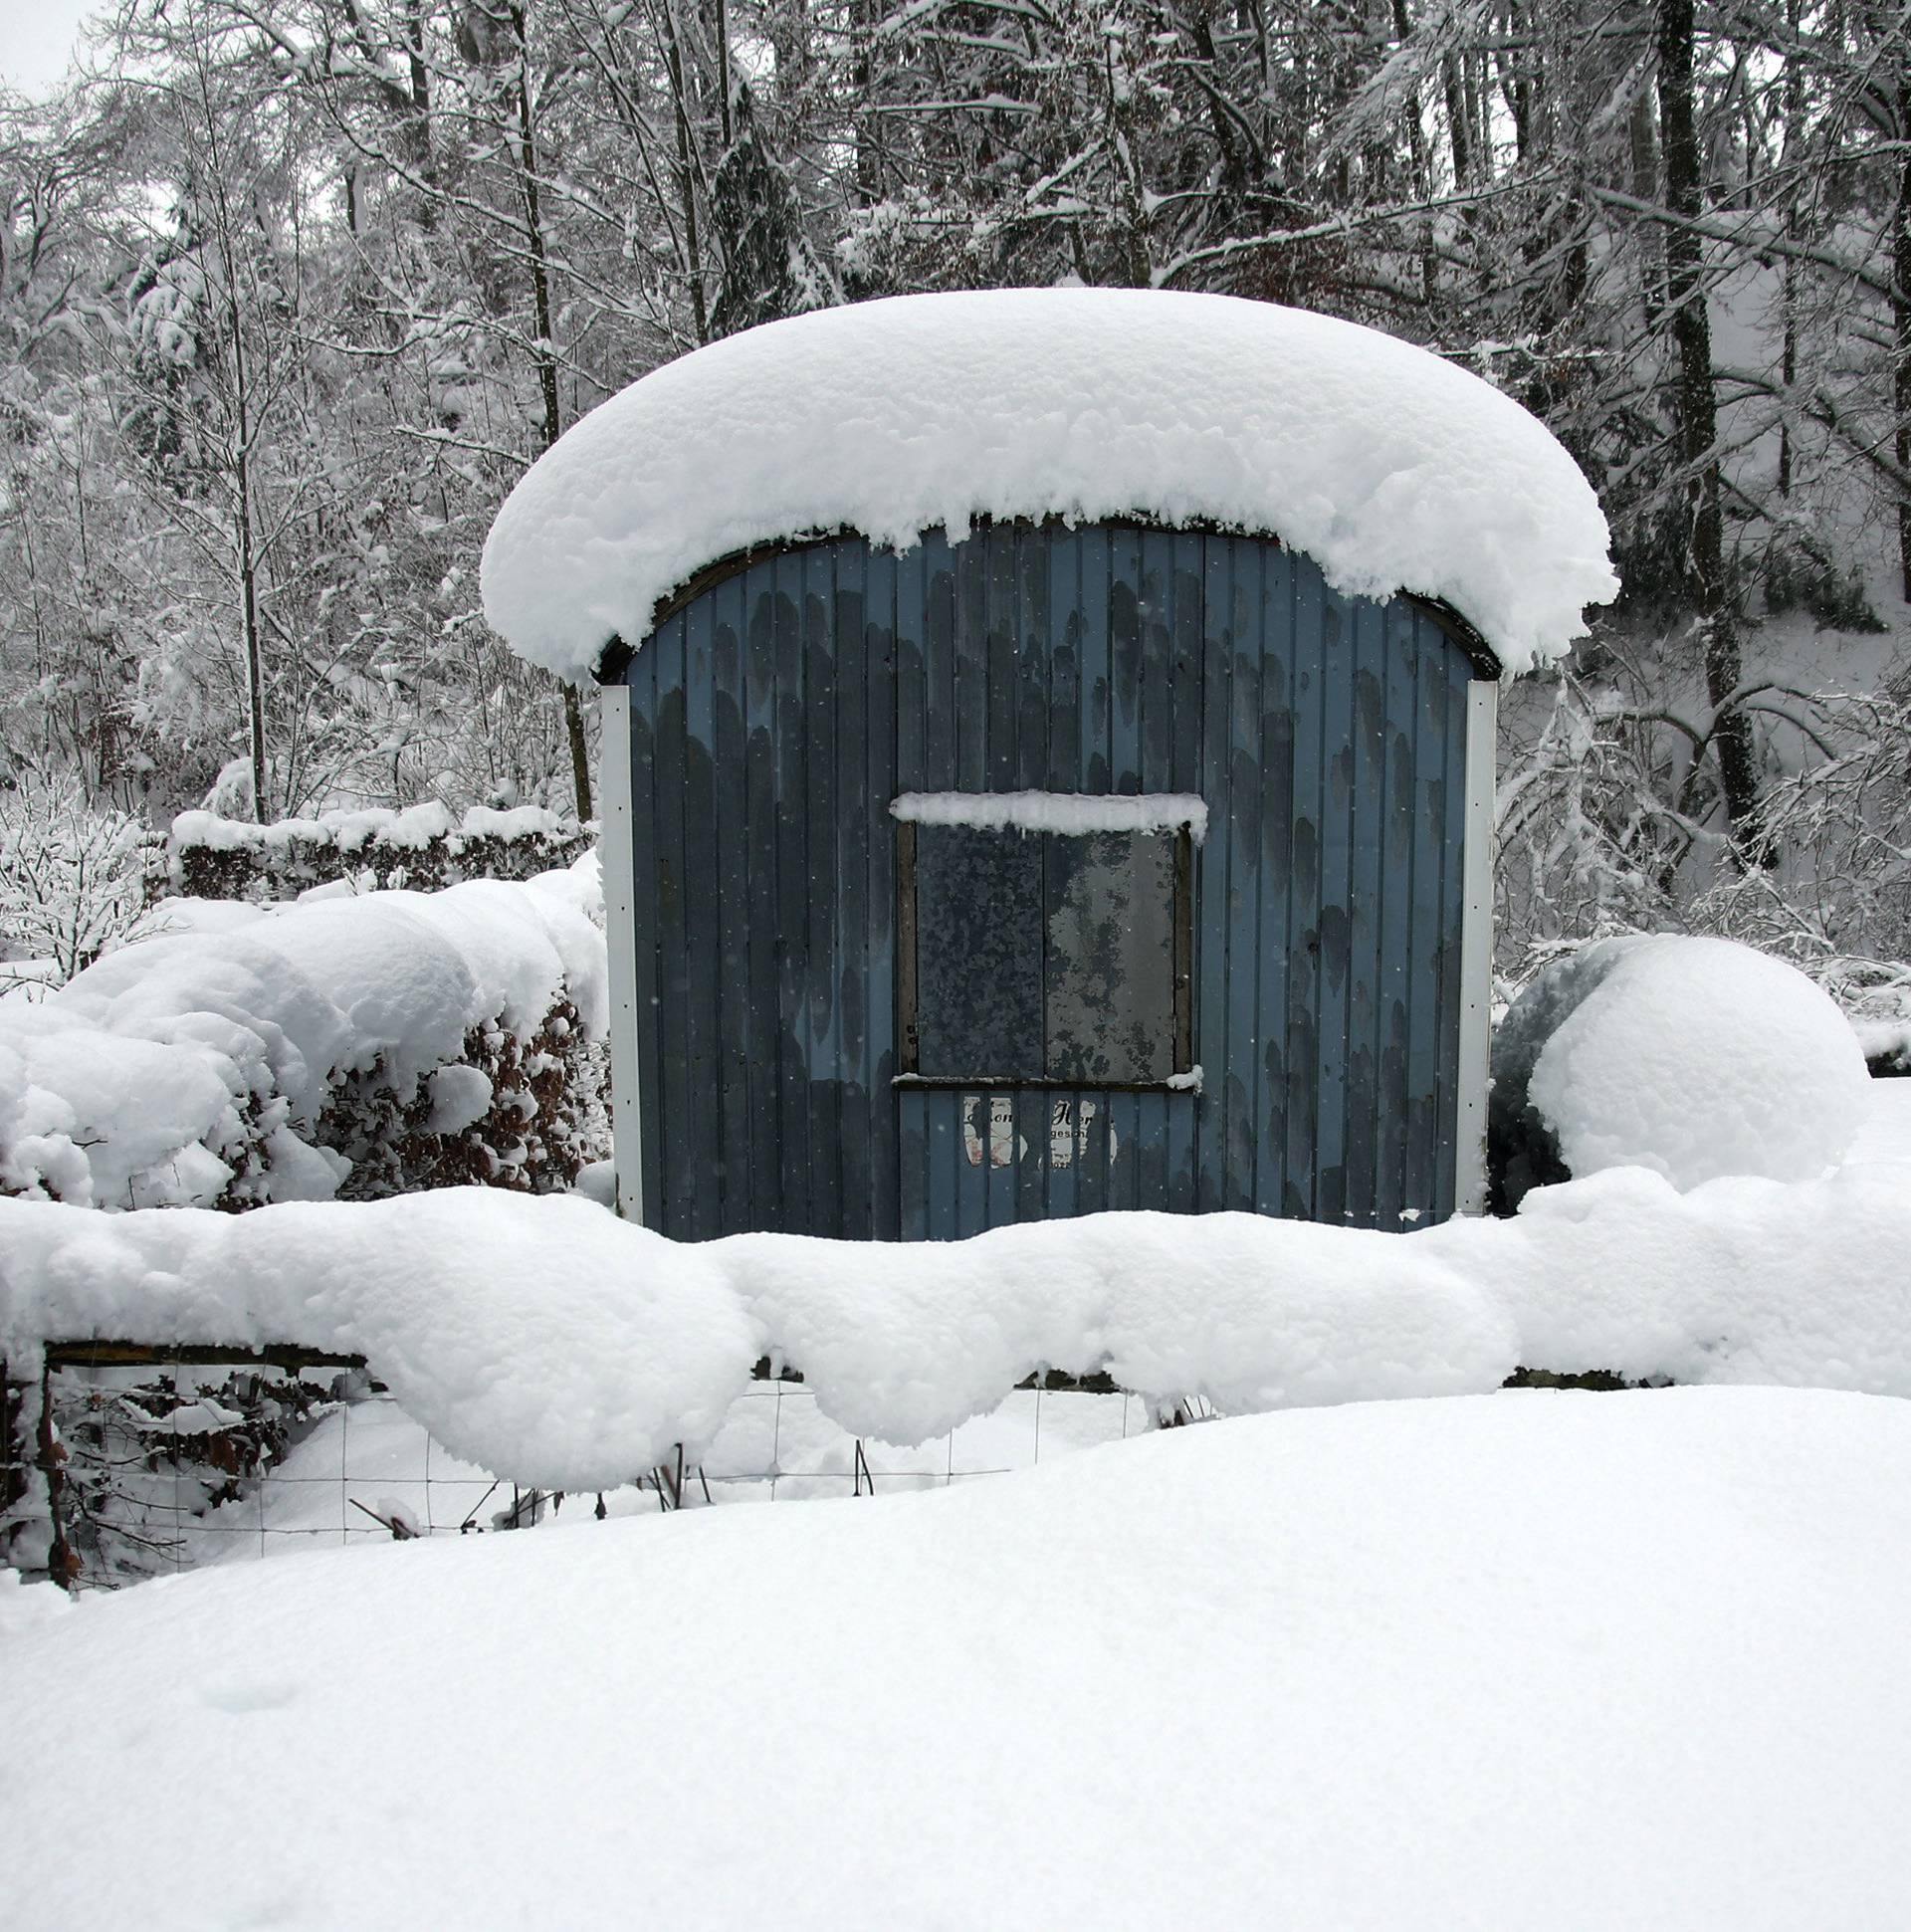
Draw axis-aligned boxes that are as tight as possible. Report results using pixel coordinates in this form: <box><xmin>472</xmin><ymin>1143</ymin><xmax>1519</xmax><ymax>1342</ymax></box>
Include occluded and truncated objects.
<box><xmin>617</xmin><ymin>522</ymin><xmax>1479</xmax><ymax>1240</ymax></box>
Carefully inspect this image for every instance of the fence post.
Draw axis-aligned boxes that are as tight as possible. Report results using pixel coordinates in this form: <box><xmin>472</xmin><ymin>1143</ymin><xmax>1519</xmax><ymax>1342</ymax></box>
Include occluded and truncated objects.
<box><xmin>37</xmin><ymin>1358</ymin><xmax>79</xmax><ymax>1593</ymax></box>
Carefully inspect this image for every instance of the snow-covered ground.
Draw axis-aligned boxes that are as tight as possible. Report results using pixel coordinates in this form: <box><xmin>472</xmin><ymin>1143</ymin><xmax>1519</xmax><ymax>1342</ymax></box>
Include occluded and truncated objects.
<box><xmin>5</xmin><ymin>1386</ymin><xmax>1910</xmax><ymax>1930</ymax></box>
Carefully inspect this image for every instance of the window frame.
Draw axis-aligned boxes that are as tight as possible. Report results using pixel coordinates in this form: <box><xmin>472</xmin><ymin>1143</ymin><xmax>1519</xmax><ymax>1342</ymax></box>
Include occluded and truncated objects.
<box><xmin>895</xmin><ymin>808</ymin><xmax>1195</xmax><ymax>1090</ymax></box>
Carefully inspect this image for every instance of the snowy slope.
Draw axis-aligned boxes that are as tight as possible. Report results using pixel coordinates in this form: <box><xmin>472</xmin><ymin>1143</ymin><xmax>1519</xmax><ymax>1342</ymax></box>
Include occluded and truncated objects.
<box><xmin>481</xmin><ymin>290</ymin><xmax>1617</xmax><ymax>682</ymax></box>
<box><xmin>4</xmin><ymin>1388</ymin><xmax>1909</xmax><ymax>1931</ymax></box>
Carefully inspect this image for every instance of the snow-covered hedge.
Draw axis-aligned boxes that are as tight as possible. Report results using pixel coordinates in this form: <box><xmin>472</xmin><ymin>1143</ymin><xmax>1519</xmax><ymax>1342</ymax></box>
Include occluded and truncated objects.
<box><xmin>0</xmin><ymin>862</ymin><xmax>607</xmax><ymax>1211</ymax></box>
<box><xmin>165</xmin><ymin>803</ymin><xmax>591</xmax><ymax>903</ymax></box>
<box><xmin>4</xmin><ymin>1160</ymin><xmax>1906</xmax><ymax>1495</ymax></box>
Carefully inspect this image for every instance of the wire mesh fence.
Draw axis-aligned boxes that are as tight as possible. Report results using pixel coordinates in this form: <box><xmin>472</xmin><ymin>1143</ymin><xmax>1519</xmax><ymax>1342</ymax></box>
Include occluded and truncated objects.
<box><xmin>2</xmin><ymin>1345</ymin><xmax>1157</xmax><ymax>1591</ymax></box>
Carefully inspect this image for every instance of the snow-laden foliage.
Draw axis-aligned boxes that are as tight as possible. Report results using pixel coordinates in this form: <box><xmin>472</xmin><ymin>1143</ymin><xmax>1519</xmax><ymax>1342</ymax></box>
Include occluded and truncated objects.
<box><xmin>0</xmin><ymin>863</ymin><xmax>607</xmax><ymax>1209</ymax></box>
<box><xmin>5</xmin><ymin>1142</ymin><xmax>1909</xmax><ymax>1492</ymax></box>
<box><xmin>0</xmin><ymin>773</ymin><xmax>158</xmax><ymax>994</ymax></box>
<box><xmin>482</xmin><ymin>291</ymin><xmax>1616</xmax><ymax>682</ymax></box>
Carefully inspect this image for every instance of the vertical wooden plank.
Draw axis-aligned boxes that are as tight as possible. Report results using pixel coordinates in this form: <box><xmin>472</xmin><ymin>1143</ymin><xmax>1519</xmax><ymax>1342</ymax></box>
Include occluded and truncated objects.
<box><xmin>1134</xmin><ymin>1088</ymin><xmax>1169</xmax><ymax>1211</ymax></box>
<box><xmin>1376</xmin><ymin>597</ymin><xmax>1418</xmax><ymax>1229</ymax></box>
<box><xmin>1433</xmin><ymin>628</ymin><xmax>1471</xmax><ymax>1222</ymax></box>
<box><xmin>1169</xmin><ymin>532</ymin><xmax>1205</xmax><ymax>793</ymax></box>
<box><xmin>625</xmin><ymin>639</ymin><xmax>667</xmax><ymax>1231</ymax></box>
<box><xmin>649</xmin><ymin>610</ymin><xmax>695</xmax><ymax>1237</ymax></box>
<box><xmin>956</xmin><ymin>1089</ymin><xmax>991</xmax><ymax>1235</ymax></box>
<box><xmin>925</xmin><ymin>1088</ymin><xmax>959</xmax><ymax>1238</ymax></box>
<box><xmin>1194</xmin><ymin>537</ymin><xmax>1232</xmax><ymax>1211</ymax></box>
<box><xmin>1075</xmin><ymin>1087</ymin><xmax>1109</xmax><ymax>1216</ymax></box>
<box><xmin>743</xmin><ymin>566</ymin><xmax>782</xmax><ymax>1231</ymax></box>
<box><xmin>1048</xmin><ymin>529</ymin><xmax>1083</xmax><ymax>792</ymax></box>
<box><xmin>1041</xmin><ymin>1089</ymin><xmax>1081</xmax><ymax>1221</ymax></box>
<box><xmin>710</xmin><ymin>575</ymin><xmax>751</xmax><ymax>1234</ymax></box>
<box><xmin>1211</xmin><ymin>539</ymin><xmax>1254</xmax><ymax>1212</ymax></box>
<box><xmin>1137</xmin><ymin>528</ymin><xmax>1173</xmax><ymax>791</ymax></box>
<box><xmin>681</xmin><ymin>590</ymin><xmax>727</xmax><ymax>1238</ymax></box>
<box><xmin>1108</xmin><ymin>527</ymin><xmax>1143</xmax><ymax>789</ymax></box>
<box><xmin>1164</xmin><ymin>532</ymin><xmax>1204</xmax><ymax>1213</ymax></box>
<box><xmin>1019</xmin><ymin>528</ymin><xmax>1052</xmax><ymax>1225</ymax></box>
<box><xmin>1108</xmin><ymin>1089</ymin><xmax>1141</xmax><ymax>1209</ymax></box>
<box><xmin>803</xmin><ymin>544</ymin><xmax>841</xmax><ymax>1236</ymax></box>
<box><xmin>771</xmin><ymin>552</ymin><xmax>811</xmax><ymax>1236</ymax></box>
<box><xmin>1018</xmin><ymin>526</ymin><xmax>1051</xmax><ymax>793</ymax></box>
<box><xmin>897</xmin><ymin>1086</ymin><xmax>929</xmax><ymax>1239</ymax></box>
<box><xmin>834</xmin><ymin>545</ymin><xmax>872</xmax><ymax>1238</ymax></box>
<box><xmin>1312</xmin><ymin>590</ymin><xmax>1354</xmax><ymax>1226</ymax></box>
<box><xmin>924</xmin><ymin>528</ymin><xmax>956</xmax><ymax>792</ymax></box>
<box><xmin>1106</xmin><ymin>531</ymin><xmax>1146</xmax><ymax>1207</ymax></box>
<box><xmin>1390</xmin><ymin>610</ymin><xmax>1437</xmax><ymax>1220</ymax></box>
<box><xmin>865</xmin><ymin>547</ymin><xmax>901</xmax><ymax>1239</ymax></box>
<box><xmin>985</xmin><ymin>523</ymin><xmax>1017</xmax><ymax>791</ymax></box>
<box><xmin>1080</xmin><ymin>527</ymin><xmax>1114</xmax><ymax>793</ymax></box>
<box><xmin>1255</xmin><ymin>547</ymin><xmax>1296</xmax><ymax>1217</ymax></box>
<box><xmin>1344</xmin><ymin>598</ymin><xmax>1386</xmax><ymax>1231</ymax></box>
<box><xmin>899</xmin><ymin>540</ymin><xmax>938</xmax><ymax>1240</ymax></box>
<box><xmin>955</xmin><ymin>530</ymin><xmax>988</xmax><ymax>793</ymax></box>
<box><xmin>1283</xmin><ymin>555</ymin><xmax>1324</xmax><ymax>1220</ymax></box>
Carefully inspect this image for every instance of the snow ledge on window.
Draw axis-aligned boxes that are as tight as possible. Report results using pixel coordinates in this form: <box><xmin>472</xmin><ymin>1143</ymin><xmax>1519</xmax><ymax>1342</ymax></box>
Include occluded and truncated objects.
<box><xmin>891</xmin><ymin>789</ymin><xmax>1208</xmax><ymax>841</ymax></box>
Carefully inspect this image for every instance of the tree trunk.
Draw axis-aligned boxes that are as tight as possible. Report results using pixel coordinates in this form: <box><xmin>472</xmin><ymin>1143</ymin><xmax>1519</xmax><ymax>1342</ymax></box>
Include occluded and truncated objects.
<box><xmin>1896</xmin><ymin>66</ymin><xmax>1911</xmax><ymax>601</ymax></box>
<box><xmin>510</xmin><ymin>3</ymin><xmax>595</xmax><ymax>821</ymax></box>
<box><xmin>1656</xmin><ymin>0</ymin><xmax>1763</xmax><ymax>855</ymax></box>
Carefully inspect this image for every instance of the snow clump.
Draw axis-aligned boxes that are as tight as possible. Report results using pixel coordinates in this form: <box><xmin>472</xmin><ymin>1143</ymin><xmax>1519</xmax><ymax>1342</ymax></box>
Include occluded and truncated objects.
<box><xmin>1508</xmin><ymin>935</ymin><xmax>1871</xmax><ymax>1192</ymax></box>
<box><xmin>482</xmin><ymin>290</ymin><xmax>1617</xmax><ymax>684</ymax></box>
<box><xmin>6</xmin><ymin>1115</ymin><xmax>1910</xmax><ymax>1489</ymax></box>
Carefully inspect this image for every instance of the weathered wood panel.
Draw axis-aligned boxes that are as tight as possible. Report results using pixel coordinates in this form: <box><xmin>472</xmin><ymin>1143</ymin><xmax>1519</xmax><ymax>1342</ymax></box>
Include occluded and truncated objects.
<box><xmin>620</xmin><ymin>521</ymin><xmax>1481</xmax><ymax>1239</ymax></box>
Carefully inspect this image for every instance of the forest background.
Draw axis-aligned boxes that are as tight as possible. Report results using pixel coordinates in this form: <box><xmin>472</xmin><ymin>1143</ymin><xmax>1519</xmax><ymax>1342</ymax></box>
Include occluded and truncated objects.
<box><xmin>2</xmin><ymin>0</ymin><xmax>1909</xmax><ymax>1017</ymax></box>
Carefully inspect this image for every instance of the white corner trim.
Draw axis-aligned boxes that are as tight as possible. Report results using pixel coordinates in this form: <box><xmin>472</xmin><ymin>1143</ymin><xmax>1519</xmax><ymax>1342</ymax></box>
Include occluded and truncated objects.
<box><xmin>1454</xmin><ymin>677</ymin><xmax>1498</xmax><ymax>1216</ymax></box>
<box><xmin>596</xmin><ymin>683</ymin><xmax>645</xmax><ymax>1224</ymax></box>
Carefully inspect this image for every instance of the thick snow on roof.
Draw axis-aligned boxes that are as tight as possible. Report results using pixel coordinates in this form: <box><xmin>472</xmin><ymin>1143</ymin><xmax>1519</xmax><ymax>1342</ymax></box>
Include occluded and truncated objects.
<box><xmin>481</xmin><ymin>290</ymin><xmax>1617</xmax><ymax>684</ymax></box>
<box><xmin>8</xmin><ymin>1391</ymin><xmax>1911</xmax><ymax>1928</ymax></box>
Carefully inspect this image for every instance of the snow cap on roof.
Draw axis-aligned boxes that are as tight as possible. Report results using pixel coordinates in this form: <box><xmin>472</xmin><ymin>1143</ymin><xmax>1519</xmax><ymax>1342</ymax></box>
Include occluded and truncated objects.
<box><xmin>481</xmin><ymin>289</ymin><xmax>1618</xmax><ymax>685</ymax></box>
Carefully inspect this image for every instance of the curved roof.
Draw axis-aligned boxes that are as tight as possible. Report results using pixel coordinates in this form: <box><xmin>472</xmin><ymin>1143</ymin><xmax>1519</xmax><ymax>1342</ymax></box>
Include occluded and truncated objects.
<box><xmin>481</xmin><ymin>290</ymin><xmax>1617</xmax><ymax>685</ymax></box>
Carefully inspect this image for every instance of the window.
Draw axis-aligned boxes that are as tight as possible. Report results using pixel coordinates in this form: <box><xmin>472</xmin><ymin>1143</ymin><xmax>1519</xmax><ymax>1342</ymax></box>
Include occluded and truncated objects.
<box><xmin>894</xmin><ymin>792</ymin><xmax>1198</xmax><ymax>1086</ymax></box>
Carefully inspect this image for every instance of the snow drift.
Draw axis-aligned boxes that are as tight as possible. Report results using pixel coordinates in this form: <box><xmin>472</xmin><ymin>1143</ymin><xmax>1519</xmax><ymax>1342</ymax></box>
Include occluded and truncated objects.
<box><xmin>5</xmin><ymin>1135</ymin><xmax>1908</xmax><ymax>1488</ymax></box>
<box><xmin>481</xmin><ymin>290</ymin><xmax>1617</xmax><ymax>683</ymax></box>
<box><xmin>5</xmin><ymin>1388</ymin><xmax>1910</xmax><ymax>1930</ymax></box>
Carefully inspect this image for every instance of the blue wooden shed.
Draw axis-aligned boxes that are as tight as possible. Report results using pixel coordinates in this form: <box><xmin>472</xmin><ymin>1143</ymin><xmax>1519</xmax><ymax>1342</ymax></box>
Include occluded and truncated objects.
<box><xmin>479</xmin><ymin>290</ymin><xmax>1618</xmax><ymax>1242</ymax></box>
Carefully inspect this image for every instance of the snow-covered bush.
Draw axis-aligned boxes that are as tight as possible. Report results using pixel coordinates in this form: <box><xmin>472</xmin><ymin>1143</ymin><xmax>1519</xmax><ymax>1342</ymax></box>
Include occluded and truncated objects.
<box><xmin>0</xmin><ymin>772</ymin><xmax>159</xmax><ymax>996</ymax></box>
<box><xmin>0</xmin><ymin>863</ymin><xmax>607</xmax><ymax>1210</ymax></box>
<box><xmin>166</xmin><ymin>802</ymin><xmax>591</xmax><ymax>902</ymax></box>
<box><xmin>1490</xmin><ymin>935</ymin><xmax>1870</xmax><ymax>1207</ymax></box>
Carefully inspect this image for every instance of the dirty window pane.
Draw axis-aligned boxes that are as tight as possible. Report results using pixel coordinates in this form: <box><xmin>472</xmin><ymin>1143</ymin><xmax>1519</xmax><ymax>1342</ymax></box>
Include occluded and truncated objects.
<box><xmin>909</xmin><ymin>818</ymin><xmax>1182</xmax><ymax>1083</ymax></box>
<box><xmin>1044</xmin><ymin>831</ymin><xmax>1175</xmax><ymax>1082</ymax></box>
<box><xmin>913</xmin><ymin>824</ymin><xmax>1044</xmax><ymax>1078</ymax></box>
